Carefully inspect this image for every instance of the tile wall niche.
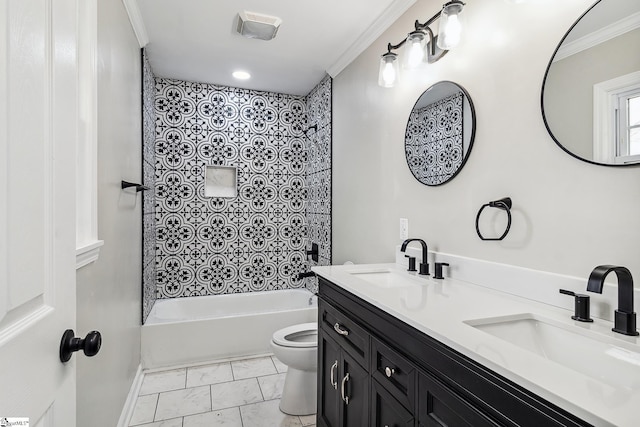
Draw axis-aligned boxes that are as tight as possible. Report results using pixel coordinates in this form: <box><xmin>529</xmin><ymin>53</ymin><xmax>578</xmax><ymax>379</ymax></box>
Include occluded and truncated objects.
<box><xmin>148</xmin><ymin>76</ymin><xmax>332</xmax><ymax>301</ymax></box>
<box><xmin>141</xmin><ymin>49</ymin><xmax>156</xmax><ymax>323</ymax></box>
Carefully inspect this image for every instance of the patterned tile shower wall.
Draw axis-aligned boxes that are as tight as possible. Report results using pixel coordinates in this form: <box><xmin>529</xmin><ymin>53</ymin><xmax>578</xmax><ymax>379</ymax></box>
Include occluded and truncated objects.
<box><xmin>153</xmin><ymin>77</ymin><xmax>331</xmax><ymax>299</ymax></box>
<box><xmin>405</xmin><ymin>91</ymin><xmax>463</xmax><ymax>185</ymax></box>
<box><xmin>304</xmin><ymin>75</ymin><xmax>332</xmax><ymax>294</ymax></box>
<box><xmin>142</xmin><ymin>49</ymin><xmax>156</xmax><ymax>322</ymax></box>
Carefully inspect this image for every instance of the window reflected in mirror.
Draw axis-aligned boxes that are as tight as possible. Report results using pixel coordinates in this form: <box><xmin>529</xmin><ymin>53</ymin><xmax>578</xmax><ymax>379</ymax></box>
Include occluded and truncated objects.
<box><xmin>542</xmin><ymin>0</ymin><xmax>640</xmax><ymax>166</ymax></box>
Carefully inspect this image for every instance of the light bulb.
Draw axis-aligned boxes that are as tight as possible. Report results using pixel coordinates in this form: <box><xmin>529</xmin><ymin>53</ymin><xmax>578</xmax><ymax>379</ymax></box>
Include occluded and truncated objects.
<box><xmin>437</xmin><ymin>1</ymin><xmax>465</xmax><ymax>50</ymax></box>
<box><xmin>378</xmin><ymin>52</ymin><xmax>399</xmax><ymax>88</ymax></box>
<box><xmin>442</xmin><ymin>15</ymin><xmax>461</xmax><ymax>47</ymax></box>
<box><xmin>403</xmin><ymin>31</ymin><xmax>426</xmax><ymax>69</ymax></box>
<box><xmin>382</xmin><ymin>62</ymin><xmax>396</xmax><ymax>85</ymax></box>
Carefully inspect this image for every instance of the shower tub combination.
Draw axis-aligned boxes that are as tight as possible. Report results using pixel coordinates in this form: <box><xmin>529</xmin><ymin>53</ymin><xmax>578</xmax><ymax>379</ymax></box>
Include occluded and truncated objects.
<box><xmin>142</xmin><ymin>289</ymin><xmax>318</xmax><ymax>369</ymax></box>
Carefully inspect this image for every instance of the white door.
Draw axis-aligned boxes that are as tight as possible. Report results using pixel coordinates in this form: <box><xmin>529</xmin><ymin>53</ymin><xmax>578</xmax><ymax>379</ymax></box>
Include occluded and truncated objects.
<box><xmin>0</xmin><ymin>0</ymin><xmax>79</xmax><ymax>424</ymax></box>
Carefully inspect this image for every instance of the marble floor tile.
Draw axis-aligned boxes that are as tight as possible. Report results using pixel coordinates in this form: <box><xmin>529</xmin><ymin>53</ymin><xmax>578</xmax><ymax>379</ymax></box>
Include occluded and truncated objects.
<box><xmin>130</xmin><ymin>356</ymin><xmax>317</xmax><ymax>427</ymax></box>
<box><xmin>299</xmin><ymin>414</ymin><xmax>316</xmax><ymax>426</ymax></box>
<box><xmin>186</xmin><ymin>362</ymin><xmax>233</xmax><ymax>387</ymax></box>
<box><xmin>134</xmin><ymin>418</ymin><xmax>182</xmax><ymax>427</ymax></box>
<box><xmin>210</xmin><ymin>377</ymin><xmax>264</xmax><ymax>410</ymax></box>
<box><xmin>271</xmin><ymin>356</ymin><xmax>288</xmax><ymax>373</ymax></box>
<box><xmin>139</xmin><ymin>368</ymin><xmax>186</xmax><ymax>395</ymax></box>
<box><xmin>257</xmin><ymin>373</ymin><xmax>286</xmax><ymax>400</ymax></box>
<box><xmin>231</xmin><ymin>356</ymin><xmax>277</xmax><ymax>380</ymax></box>
<box><xmin>183</xmin><ymin>407</ymin><xmax>242</xmax><ymax>427</ymax></box>
<box><xmin>240</xmin><ymin>399</ymin><xmax>303</xmax><ymax>427</ymax></box>
<box><xmin>129</xmin><ymin>394</ymin><xmax>158</xmax><ymax>426</ymax></box>
<box><xmin>155</xmin><ymin>385</ymin><xmax>211</xmax><ymax>421</ymax></box>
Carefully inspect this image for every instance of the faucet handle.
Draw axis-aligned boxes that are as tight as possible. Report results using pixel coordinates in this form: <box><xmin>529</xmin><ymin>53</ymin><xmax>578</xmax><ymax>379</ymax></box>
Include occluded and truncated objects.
<box><xmin>559</xmin><ymin>289</ymin><xmax>593</xmax><ymax>323</ymax></box>
<box><xmin>434</xmin><ymin>262</ymin><xmax>449</xmax><ymax>279</ymax></box>
<box><xmin>405</xmin><ymin>255</ymin><xmax>416</xmax><ymax>272</ymax></box>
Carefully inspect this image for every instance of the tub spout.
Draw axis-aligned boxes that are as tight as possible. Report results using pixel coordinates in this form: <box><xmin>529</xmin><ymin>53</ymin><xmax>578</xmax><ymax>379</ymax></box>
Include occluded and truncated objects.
<box><xmin>298</xmin><ymin>271</ymin><xmax>316</xmax><ymax>280</ymax></box>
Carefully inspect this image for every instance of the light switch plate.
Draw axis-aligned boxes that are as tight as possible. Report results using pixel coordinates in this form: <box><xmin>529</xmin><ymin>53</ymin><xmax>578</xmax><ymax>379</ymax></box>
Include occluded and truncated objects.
<box><xmin>399</xmin><ymin>218</ymin><xmax>408</xmax><ymax>240</ymax></box>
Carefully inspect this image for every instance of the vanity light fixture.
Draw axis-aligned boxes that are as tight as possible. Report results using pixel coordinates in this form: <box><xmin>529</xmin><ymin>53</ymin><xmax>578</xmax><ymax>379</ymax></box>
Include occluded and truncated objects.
<box><xmin>378</xmin><ymin>0</ymin><xmax>466</xmax><ymax>87</ymax></box>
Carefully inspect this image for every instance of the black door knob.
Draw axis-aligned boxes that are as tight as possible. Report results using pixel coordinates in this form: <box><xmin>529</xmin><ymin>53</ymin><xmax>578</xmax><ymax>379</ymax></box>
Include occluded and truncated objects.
<box><xmin>59</xmin><ymin>329</ymin><xmax>102</xmax><ymax>363</ymax></box>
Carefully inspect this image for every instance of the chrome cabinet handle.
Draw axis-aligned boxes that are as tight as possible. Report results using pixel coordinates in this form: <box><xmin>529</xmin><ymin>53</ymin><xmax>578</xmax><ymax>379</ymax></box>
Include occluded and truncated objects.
<box><xmin>340</xmin><ymin>373</ymin><xmax>350</xmax><ymax>405</ymax></box>
<box><xmin>330</xmin><ymin>360</ymin><xmax>338</xmax><ymax>389</ymax></box>
<box><xmin>334</xmin><ymin>323</ymin><xmax>349</xmax><ymax>336</ymax></box>
<box><xmin>384</xmin><ymin>366</ymin><xmax>395</xmax><ymax>378</ymax></box>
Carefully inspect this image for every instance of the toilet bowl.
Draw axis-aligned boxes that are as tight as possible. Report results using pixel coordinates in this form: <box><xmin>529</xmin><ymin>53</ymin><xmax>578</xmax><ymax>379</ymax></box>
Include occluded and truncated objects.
<box><xmin>270</xmin><ymin>322</ymin><xmax>318</xmax><ymax>416</ymax></box>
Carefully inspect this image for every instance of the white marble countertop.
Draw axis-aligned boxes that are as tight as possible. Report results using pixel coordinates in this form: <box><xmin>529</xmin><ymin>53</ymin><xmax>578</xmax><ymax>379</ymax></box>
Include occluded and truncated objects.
<box><xmin>312</xmin><ymin>263</ymin><xmax>640</xmax><ymax>427</ymax></box>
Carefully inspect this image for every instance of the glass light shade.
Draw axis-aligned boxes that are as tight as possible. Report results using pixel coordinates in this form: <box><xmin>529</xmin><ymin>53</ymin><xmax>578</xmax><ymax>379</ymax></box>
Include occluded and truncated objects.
<box><xmin>403</xmin><ymin>31</ymin><xmax>426</xmax><ymax>69</ymax></box>
<box><xmin>378</xmin><ymin>52</ymin><xmax>399</xmax><ymax>88</ymax></box>
<box><xmin>437</xmin><ymin>1</ymin><xmax>465</xmax><ymax>50</ymax></box>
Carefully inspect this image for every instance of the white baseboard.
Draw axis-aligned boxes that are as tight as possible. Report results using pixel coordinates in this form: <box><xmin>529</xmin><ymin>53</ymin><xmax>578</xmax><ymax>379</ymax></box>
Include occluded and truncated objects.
<box><xmin>117</xmin><ymin>364</ymin><xmax>144</xmax><ymax>427</ymax></box>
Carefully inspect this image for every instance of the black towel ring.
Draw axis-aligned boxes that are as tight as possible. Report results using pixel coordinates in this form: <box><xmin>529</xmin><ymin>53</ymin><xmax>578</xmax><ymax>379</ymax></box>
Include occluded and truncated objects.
<box><xmin>475</xmin><ymin>197</ymin><xmax>512</xmax><ymax>241</ymax></box>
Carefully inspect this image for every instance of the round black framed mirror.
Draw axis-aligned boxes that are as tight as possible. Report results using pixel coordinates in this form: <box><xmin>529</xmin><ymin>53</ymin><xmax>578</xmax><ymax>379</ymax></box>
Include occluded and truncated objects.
<box><xmin>541</xmin><ymin>0</ymin><xmax>640</xmax><ymax>166</ymax></box>
<box><xmin>405</xmin><ymin>81</ymin><xmax>476</xmax><ymax>186</ymax></box>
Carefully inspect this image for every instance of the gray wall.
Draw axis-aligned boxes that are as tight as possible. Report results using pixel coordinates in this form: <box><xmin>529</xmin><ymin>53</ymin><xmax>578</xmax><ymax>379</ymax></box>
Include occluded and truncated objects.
<box><xmin>545</xmin><ymin>28</ymin><xmax>640</xmax><ymax>159</ymax></box>
<box><xmin>76</xmin><ymin>0</ymin><xmax>142</xmax><ymax>424</ymax></box>
<box><xmin>332</xmin><ymin>0</ymin><xmax>640</xmax><ymax>281</ymax></box>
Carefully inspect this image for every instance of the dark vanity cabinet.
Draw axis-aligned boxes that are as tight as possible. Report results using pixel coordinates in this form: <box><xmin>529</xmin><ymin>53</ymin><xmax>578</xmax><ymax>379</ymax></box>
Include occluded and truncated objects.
<box><xmin>317</xmin><ymin>277</ymin><xmax>593</xmax><ymax>427</ymax></box>
<box><xmin>318</xmin><ymin>296</ymin><xmax>370</xmax><ymax>426</ymax></box>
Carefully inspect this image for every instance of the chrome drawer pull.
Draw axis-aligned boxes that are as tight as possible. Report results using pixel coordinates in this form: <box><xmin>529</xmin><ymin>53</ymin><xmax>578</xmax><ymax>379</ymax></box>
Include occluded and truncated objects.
<box><xmin>330</xmin><ymin>360</ymin><xmax>338</xmax><ymax>389</ymax></box>
<box><xmin>341</xmin><ymin>373</ymin><xmax>350</xmax><ymax>405</ymax></box>
<box><xmin>384</xmin><ymin>366</ymin><xmax>395</xmax><ymax>378</ymax></box>
<box><xmin>334</xmin><ymin>323</ymin><xmax>349</xmax><ymax>336</ymax></box>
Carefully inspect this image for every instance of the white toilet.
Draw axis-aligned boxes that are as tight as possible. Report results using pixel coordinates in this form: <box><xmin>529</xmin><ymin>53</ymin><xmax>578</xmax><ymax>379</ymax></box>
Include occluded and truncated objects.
<box><xmin>270</xmin><ymin>322</ymin><xmax>318</xmax><ymax>416</ymax></box>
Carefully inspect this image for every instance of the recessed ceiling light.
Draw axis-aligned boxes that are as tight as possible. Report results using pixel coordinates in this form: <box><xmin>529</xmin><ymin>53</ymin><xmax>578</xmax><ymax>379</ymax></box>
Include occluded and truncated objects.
<box><xmin>232</xmin><ymin>71</ymin><xmax>251</xmax><ymax>80</ymax></box>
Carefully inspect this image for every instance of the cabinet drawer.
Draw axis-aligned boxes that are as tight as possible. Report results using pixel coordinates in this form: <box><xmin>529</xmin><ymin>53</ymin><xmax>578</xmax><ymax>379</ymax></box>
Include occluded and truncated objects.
<box><xmin>372</xmin><ymin>379</ymin><xmax>414</xmax><ymax>427</ymax></box>
<box><xmin>371</xmin><ymin>337</ymin><xmax>416</xmax><ymax>411</ymax></box>
<box><xmin>320</xmin><ymin>299</ymin><xmax>370</xmax><ymax>368</ymax></box>
<box><xmin>418</xmin><ymin>372</ymin><xmax>500</xmax><ymax>427</ymax></box>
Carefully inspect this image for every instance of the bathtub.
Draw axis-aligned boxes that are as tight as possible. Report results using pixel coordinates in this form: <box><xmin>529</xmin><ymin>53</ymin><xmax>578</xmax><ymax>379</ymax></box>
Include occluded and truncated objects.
<box><xmin>141</xmin><ymin>289</ymin><xmax>318</xmax><ymax>369</ymax></box>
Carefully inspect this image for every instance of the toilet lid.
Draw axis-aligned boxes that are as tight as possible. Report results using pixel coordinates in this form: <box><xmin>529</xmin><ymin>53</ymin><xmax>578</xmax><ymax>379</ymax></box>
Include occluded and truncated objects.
<box><xmin>272</xmin><ymin>322</ymin><xmax>318</xmax><ymax>348</ymax></box>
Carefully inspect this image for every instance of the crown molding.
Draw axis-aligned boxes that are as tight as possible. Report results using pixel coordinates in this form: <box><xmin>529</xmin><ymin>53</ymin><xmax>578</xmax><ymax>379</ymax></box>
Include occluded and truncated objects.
<box><xmin>122</xmin><ymin>0</ymin><xmax>149</xmax><ymax>48</ymax></box>
<box><xmin>326</xmin><ymin>0</ymin><xmax>416</xmax><ymax>77</ymax></box>
<box><xmin>554</xmin><ymin>11</ymin><xmax>640</xmax><ymax>62</ymax></box>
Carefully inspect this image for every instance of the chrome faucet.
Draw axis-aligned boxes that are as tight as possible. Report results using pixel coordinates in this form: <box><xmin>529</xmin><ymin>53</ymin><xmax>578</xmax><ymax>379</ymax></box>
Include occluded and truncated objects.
<box><xmin>401</xmin><ymin>238</ymin><xmax>429</xmax><ymax>275</ymax></box>
<box><xmin>587</xmin><ymin>265</ymin><xmax>639</xmax><ymax>336</ymax></box>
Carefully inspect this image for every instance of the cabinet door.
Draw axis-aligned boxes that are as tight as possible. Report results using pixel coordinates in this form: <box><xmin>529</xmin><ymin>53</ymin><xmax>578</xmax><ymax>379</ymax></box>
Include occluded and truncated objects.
<box><xmin>418</xmin><ymin>372</ymin><xmax>501</xmax><ymax>427</ymax></box>
<box><xmin>341</xmin><ymin>352</ymin><xmax>370</xmax><ymax>427</ymax></box>
<box><xmin>319</xmin><ymin>329</ymin><xmax>341</xmax><ymax>427</ymax></box>
<box><xmin>372</xmin><ymin>379</ymin><xmax>415</xmax><ymax>427</ymax></box>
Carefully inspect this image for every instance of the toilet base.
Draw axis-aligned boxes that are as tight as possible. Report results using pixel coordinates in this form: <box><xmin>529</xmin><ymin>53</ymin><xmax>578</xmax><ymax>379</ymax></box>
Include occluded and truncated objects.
<box><xmin>279</xmin><ymin>367</ymin><xmax>317</xmax><ymax>416</ymax></box>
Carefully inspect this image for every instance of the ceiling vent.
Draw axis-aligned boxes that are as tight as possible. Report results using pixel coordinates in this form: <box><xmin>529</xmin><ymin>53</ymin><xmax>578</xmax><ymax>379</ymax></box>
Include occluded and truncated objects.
<box><xmin>236</xmin><ymin>11</ymin><xmax>282</xmax><ymax>41</ymax></box>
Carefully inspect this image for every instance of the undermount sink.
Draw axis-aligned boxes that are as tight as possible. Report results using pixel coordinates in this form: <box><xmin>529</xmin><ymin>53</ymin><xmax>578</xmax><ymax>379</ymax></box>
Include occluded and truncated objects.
<box><xmin>348</xmin><ymin>268</ymin><xmax>426</xmax><ymax>288</ymax></box>
<box><xmin>465</xmin><ymin>313</ymin><xmax>640</xmax><ymax>389</ymax></box>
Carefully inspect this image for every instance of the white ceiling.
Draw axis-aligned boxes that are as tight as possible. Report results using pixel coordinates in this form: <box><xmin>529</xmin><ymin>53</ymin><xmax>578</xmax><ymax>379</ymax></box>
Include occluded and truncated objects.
<box><xmin>134</xmin><ymin>0</ymin><xmax>416</xmax><ymax>96</ymax></box>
